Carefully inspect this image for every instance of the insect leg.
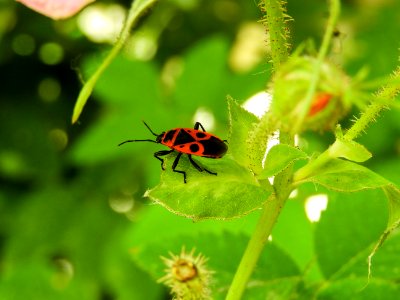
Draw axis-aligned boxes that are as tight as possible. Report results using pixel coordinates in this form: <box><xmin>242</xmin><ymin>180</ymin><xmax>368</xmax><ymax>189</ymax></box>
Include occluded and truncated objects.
<box><xmin>172</xmin><ymin>152</ymin><xmax>187</xmax><ymax>183</ymax></box>
<box><xmin>194</xmin><ymin>122</ymin><xmax>206</xmax><ymax>132</ymax></box>
<box><xmin>154</xmin><ymin>150</ymin><xmax>174</xmax><ymax>170</ymax></box>
<box><xmin>188</xmin><ymin>155</ymin><xmax>217</xmax><ymax>176</ymax></box>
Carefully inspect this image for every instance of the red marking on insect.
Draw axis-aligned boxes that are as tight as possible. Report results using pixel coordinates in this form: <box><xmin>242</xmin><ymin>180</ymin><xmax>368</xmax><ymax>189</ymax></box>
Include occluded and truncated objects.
<box><xmin>309</xmin><ymin>93</ymin><xmax>333</xmax><ymax>116</ymax></box>
<box><xmin>118</xmin><ymin>121</ymin><xmax>228</xmax><ymax>183</ymax></box>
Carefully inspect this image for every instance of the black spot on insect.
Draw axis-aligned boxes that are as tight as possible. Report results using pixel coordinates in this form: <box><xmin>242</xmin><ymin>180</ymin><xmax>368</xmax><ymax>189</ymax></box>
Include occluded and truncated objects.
<box><xmin>189</xmin><ymin>143</ymin><xmax>200</xmax><ymax>153</ymax></box>
<box><xmin>163</xmin><ymin>130</ymin><xmax>176</xmax><ymax>143</ymax></box>
<box><xmin>196</xmin><ymin>132</ymin><xmax>207</xmax><ymax>138</ymax></box>
<box><xmin>174</xmin><ymin>130</ymin><xmax>196</xmax><ymax>145</ymax></box>
<box><xmin>199</xmin><ymin>136</ymin><xmax>228</xmax><ymax>157</ymax></box>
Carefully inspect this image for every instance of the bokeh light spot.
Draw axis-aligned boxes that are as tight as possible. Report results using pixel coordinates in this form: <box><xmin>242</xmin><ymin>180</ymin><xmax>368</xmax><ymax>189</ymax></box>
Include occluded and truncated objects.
<box><xmin>77</xmin><ymin>4</ymin><xmax>125</xmax><ymax>43</ymax></box>
<box><xmin>243</xmin><ymin>91</ymin><xmax>272</xmax><ymax>118</ymax></box>
<box><xmin>49</xmin><ymin>129</ymin><xmax>68</xmax><ymax>151</ymax></box>
<box><xmin>192</xmin><ymin>107</ymin><xmax>215</xmax><ymax>131</ymax></box>
<box><xmin>39</xmin><ymin>42</ymin><xmax>64</xmax><ymax>65</ymax></box>
<box><xmin>38</xmin><ymin>77</ymin><xmax>61</xmax><ymax>102</ymax></box>
<box><xmin>12</xmin><ymin>33</ymin><xmax>35</xmax><ymax>56</ymax></box>
<box><xmin>109</xmin><ymin>191</ymin><xmax>135</xmax><ymax>213</ymax></box>
<box><xmin>305</xmin><ymin>194</ymin><xmax>328</xmax><ymax>222</ymax></box>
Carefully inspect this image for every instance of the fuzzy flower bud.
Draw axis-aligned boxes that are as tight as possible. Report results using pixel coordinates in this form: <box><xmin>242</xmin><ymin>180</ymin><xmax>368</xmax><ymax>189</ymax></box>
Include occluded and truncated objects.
<box><xmin>271</xmin><ymin>55</ymin><xmax>352</xmax><ymax>132</ymax></box>
<box><xmin>158</xmin><ymin>247</ymin><xmax>213</xmax><ymax>300</ymax></box>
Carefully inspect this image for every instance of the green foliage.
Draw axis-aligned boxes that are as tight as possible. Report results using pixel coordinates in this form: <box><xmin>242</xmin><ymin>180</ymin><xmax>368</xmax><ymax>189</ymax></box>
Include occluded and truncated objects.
<box><xmin>2</xmin><ymin>0</ymin><xmax>400</xmax><ymax>299</ymax></box>
<box><xmin>297</xmin><ymin>158</ymin><xmax>391</xmax><ymax>192</ymax></box>
<box><xmin>313</xmin><ymin>191</ymin><xmax>400</xmax><ymax>299</ymax></box>
<box><xmin>146</xmin><ymin>153</ymin><xmax>272</xmax><ymax>220</ymax></box>
<box><xmin>259</xmin><ymin>144</ymin><xmax>308</xmax><ymax>179</ymax></box>
<box><xmin>72</xmin><ymin>0</ymin><xmax>158</xmax><ymax>123</ymax></box>
<box><xmin>227</xmin><ymin>96</ymin><xmax>259</xmax><ymax>168</ymax></box>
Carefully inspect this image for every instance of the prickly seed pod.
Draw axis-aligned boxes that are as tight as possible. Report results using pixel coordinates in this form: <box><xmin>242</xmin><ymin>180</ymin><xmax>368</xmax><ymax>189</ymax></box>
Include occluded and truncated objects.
<box><xmin>158</xmin><ymin>247</ymin><xmax>213</xmax><ymax>300</ymax></box>
<box><xmin>271</xmin><ymin>55</ymin><xmax>352</xmax><ymax>132</ymax></box>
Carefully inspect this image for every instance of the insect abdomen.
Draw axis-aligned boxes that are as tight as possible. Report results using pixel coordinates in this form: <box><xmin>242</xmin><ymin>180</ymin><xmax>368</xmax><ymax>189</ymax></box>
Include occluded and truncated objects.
<box><xmin>198</xmin><ymin>137</ymin><xmax>227</xmax><ymax>158</ymax></box>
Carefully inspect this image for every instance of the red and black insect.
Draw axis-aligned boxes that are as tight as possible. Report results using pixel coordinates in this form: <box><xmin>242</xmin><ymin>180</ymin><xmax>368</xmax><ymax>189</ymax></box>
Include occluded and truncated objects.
<box><xmin>119</xmin><ymin>121</ymin><xmax>228</xmax><ymax>183</ymax></box>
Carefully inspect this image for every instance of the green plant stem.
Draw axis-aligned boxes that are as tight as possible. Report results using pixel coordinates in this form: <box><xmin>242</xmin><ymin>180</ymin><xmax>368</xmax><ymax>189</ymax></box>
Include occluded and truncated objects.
<box><xmin>293</xmin><ymin>0</ymin><xmax>340</xmax><ymax>132</ymax></box>
<box><xmin>226</xmin><ymin>2</ymin><xmax>293</xmax><ymax>299</ymax></box>
<box><xmin>344</xmin><ymin>67</ymin><xmax>400</xmax><ymax>140</ymax></box>
<box><xmin>263</xmin><ymin>0</ymin><xmax>289</xmax><ymax>69</ymax></box>
<box><xmin>72</xmin><ymin>0</ymin><xmax>158</xmax><ymax>124</ymax></box>
<box><xmin>225</xmin><ymin>194</ymin><xmax>287</xmax><ymax>300</ymax></box>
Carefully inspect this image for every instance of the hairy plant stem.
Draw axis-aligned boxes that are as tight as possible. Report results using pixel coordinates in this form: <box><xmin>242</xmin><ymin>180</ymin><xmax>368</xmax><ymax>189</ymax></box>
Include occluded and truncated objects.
<box><xmin>226</xmin><ymin>1</ymin><xmax>293</xmax><ymax>299</ymax></box>
<box><xmin>225</xmin><ymin>193</ymin><xmax>289</xmax><ymax>300</ymax></box>
<box><xmin>263</xmin><ymin>0</ymin><xmax>289</xmax><ymax>68</ymax></box>
<box><xmin>344</xmin><ymin>67</ymin><xmax>400</xmax><ymax>140</ymax></box>
<box><xmin>293</xmin><ymin>0</ymin><xmax>340</xmax><ymax>132</ymax></box>
<box><xmin>294</xmin><ymin>67</ymin><xmax>400</xmax><ymax>183</ymax></box>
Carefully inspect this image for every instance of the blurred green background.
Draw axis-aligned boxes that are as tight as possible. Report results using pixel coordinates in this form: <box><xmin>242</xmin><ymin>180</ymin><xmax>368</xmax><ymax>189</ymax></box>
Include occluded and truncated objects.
<box><xmin>1</xmin><ymin>0</ymin><xmax>400</xmax><ymax>299</ymax></box>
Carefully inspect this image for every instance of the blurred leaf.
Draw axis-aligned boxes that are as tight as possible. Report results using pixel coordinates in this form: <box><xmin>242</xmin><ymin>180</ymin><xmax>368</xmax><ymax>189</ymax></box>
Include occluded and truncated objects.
<box><xmin>259</xmin><ymin>144</ymin><xmax>308</xmax><ymax>179</ymax></box>
<box><xmin>382</xmin><ymin>185</ymin><xmax>400</xmax><ymax>226</ymax></box>
<box><xmin>246</xmin><ymin>112</ymin><xmax>276</xmax><ymax>175</ymax></box>
<box><xmin>0</xmin><ymin>187</ymin><xmax>136</xmax><ymax>299</ymax></box>
<box><xmin>80</xmin><ymin>55</ymin><xmax>161</xmax><ymax>107</ymax></box>
<box><xmin>315</xmin><ymin>190</ymin><xmax>387</xmax><ymax>279</ymax></box>
<box><xmin>272</xmin><ymin>199</ymin><xmax>317</xmax><ymax>277</ymax></box>
<box><xmin>243</xmin><ymin>277</ymin><xmax>302</xmax><ymax>300</ymax></box>
<box><xmin>102</xmin><ymin>231</ymin><xmax>163</xmax><ymax>300</ymax></box>
<box><xmin>316</xmin><ymin>278</ymin><xmax>400</xmax><ymax>300</ymax></box>
<box><xmin>126</xmin><ymin>204</ymin><xmax>262</xmax><ymax>247</ymax></box>
<box><xmin>70</xmin><ymin>56</ymin><xmax>165</xmax><ymax>165</ymax></box>
<box><xmin>227</xmin><ymin>96</ymin><xmax>259</xmax><ymax>168</ymax></box>
<box><xmin>174</xmin><ymin>36</ymin><xmax>229</xmax><ymax>114</ymax></box>
<box><xmin>146</xmin><ymin>153</ymin><xmax>272</xmax><ymax>220</ymax></box>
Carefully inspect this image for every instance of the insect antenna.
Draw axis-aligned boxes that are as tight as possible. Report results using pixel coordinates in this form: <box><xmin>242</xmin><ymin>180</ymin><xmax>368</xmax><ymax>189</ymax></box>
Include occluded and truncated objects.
<box><xmin>142</xmin><ymin>121</ymin><xmax>159</xmax><ymax>137</ymax></box>
<box><xmin>118</xmin><ymin>139</ymin><xmax>158</xmax><ymax>146</ymax></box>
<box><xmin>118</xmin><ymin>121</ymin><xmax>161</xmax><ymax>146</ymax></box>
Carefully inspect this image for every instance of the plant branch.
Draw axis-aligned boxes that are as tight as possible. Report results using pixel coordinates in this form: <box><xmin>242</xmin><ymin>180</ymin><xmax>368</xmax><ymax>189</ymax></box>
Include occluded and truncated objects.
<box><xmin>294</xmin><ymin>66</ymin><xmax>400</xmax><ymax>183</ymax></box>
<box><xmin>293</xmin><ymin>0</ymin><xmax>341</xmax><ymax>132</ymax></box>
<box><xmin>226</xmin><ymin>1</ymin><xmax>293</xmax><ymax>299</ymax></box>
<box><xmin>262</xmin><ymin>0</ymin><xmax>290</xmax><ymax>69</ymax></box>
<box><xmin>225</xmin><ymin>193</ymin><xmax>287</xmax><ymax>300</ymax></box>
<box><xmin>72</xmin><ymin>0</ymin><xmax>158</xmax><ymax>124</ymax></box>
<box><xmin>344</xmin><ymin>67</ymin><xmax>400</xmax><ymax>140</ymax></box>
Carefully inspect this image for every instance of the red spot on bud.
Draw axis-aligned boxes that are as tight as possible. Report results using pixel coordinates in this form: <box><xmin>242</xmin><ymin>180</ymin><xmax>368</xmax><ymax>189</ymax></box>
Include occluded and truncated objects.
<box><xmin>309</xmin><ymin>93</ymin><xmax>333</xmax><ymax>116</ymax></box>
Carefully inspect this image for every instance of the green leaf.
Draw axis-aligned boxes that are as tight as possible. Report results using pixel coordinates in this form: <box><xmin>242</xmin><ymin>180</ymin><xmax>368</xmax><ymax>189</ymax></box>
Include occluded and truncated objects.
<box><xmin>366</xmin><ymin>185</ymin><xmax>400</xmax><ymax>281</ymax></box>
<box><xmin>258</xmin><ymin>144</ymin><xmax>308</xmax><ymax>179</ymax></box>
<box><xmin>298</xmin><ymin>158</ymin><xmax>389</xmax><ymax>192</ymax></box>
<box><xmin>328</xmin><ymin>139</ymin><xmax>372</xmax><ymax>162</ymax></box>
<box><xmin>299</xmin><ymin>157</ymin><xmax>400</xmax><ymax>228</ymax></box>
<box><xmin>382</xmin><ymin>184</ymin><xmax>400</xmax><ymax>227</ymax></box>
<box><xmin>80</xmin><ymin>54</ymin><xmax>161</xmax><ymax>107</ymax></box>
<box><xmin>145</xmin><ymin>153</ymin><xmax>272</xmax><ymax>220</ymax></box>
<box><xmin>314</xmin><ymin>190</ymin><xmax>388</xmax><ymax>279</ymax></box>
<box><xmin>227</xmin><ymin>96</ymin><xmax>259</xmax><ymax>168</ymax></box>
<box><xmin>246</xmin><ymin>112</ymin><xmax>276</xmax><ymax>175</ymax></box>
<box><xmin>314</xmin><ymin>229</ymin><xmax>400</xmax><ymax>299</ymax></box>
<box><xmin>272</xmin><ymin>199</ymin><xmax>317</xmax><ymax>278</ymax></box>
<box><xmin>316</xmin><ymin>278</ymin><xmax>400</xmax><ymax>300</ymax></box>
